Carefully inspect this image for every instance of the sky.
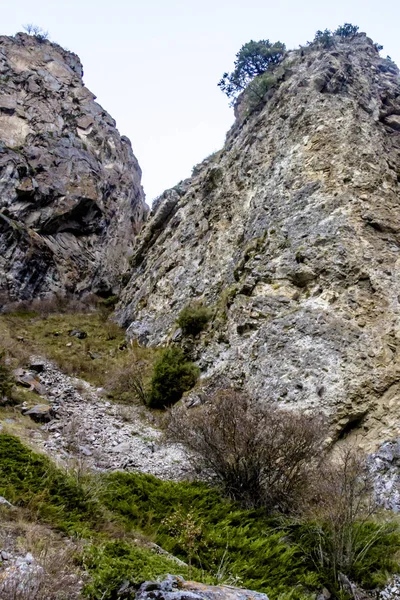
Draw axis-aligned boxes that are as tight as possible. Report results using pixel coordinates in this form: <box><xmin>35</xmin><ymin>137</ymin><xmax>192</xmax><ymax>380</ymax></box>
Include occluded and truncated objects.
<box><xmin>2</xmin><ymin>0</ymin><xmax>400</xmax><ymax>203</ymax></box>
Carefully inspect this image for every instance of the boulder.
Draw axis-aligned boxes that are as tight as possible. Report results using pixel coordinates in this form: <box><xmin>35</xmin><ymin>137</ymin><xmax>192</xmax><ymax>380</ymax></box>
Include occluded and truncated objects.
<box><xmin>23</xmin><ymin>404</ymin><xmax>54</xmax><ymax>423</ymax></box>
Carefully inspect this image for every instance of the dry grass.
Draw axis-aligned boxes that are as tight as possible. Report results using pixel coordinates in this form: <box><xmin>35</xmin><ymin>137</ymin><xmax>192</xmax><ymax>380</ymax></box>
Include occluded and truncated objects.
<box><xmin>0</xmin><ymin>506</ymin><xmax>85</xmax><ymax>599</ymax></box>
<box><xmin>0</xmin><ymin>312</ymin><xmax>158</xmax><ymax>395</ymax></box>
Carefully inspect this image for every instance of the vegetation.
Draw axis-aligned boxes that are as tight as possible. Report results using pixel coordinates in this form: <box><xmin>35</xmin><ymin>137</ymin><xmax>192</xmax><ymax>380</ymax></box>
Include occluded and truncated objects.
<box><xmin>0</xmin><ymin>310</ymin><xmax>158</xmax><ymax>398</ymax></box>
<box><xmin>218</xmin><ymin>40</ymin><xmax>285</xmax><ymax>102</ymax></box>
<box><xmin>334</xmin><ymin>23</ymin><xmax>359</xmax><ymax>38</ymax></box>
<box><xmin>0</xmin><ymin>432</ymin><xmax>399</xmax><ymax>599</ymax></box>
<box><xmin>23</xmin><ymin>23</ymin><xmax>49</xmax><ymax>41</ymax></box>
<box><xmin>309</xmin><ymin>24</ymin><xmax>360</xmax><ymax>48</ymax></box>
<box><xmin>177</xmin><ymin>303</ymin><xmax>212</xmax><ymax>336</ymax></box>
<box><xmin>148</xmin><ymin>346</ymin><xmax>199</xmax><ymax>409</ymax></box>
<box><xmin>167</xmin><ymin>391</ymin><xmax>325</xmax><ymax>511</ymax></box>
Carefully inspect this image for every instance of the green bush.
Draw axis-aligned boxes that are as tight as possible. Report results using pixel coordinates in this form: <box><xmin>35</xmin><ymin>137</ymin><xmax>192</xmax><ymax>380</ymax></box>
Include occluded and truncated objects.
<box><xmin>218</xmin><ymin>39</ymin><xmax>285</xmax><ymax>102</ymax></box>
<box><xmin>245</xmin><ymin>72</ymin><xmax>277</xmax><ymax>113</ymax></box>
<box><xmin>148</xmin><ymin>347</ymin><xmax>199</xmax><ymax>409</ymax></box>
<box><xmin>0</xmin><ymin>433</ymin><xmax>101</xmax><ymax>535</ymax></box>
<box><xmin>100</xmin><ymin>472</ymin><xmax>318</xmax><ymax>598</ymax></box>
<box><xmin>311</xmin><ymin>29</ymin><xmax>334</xmax><ymax>48</ymax></box>
<box><xmin>177</xmin><ymin>304</ymin><xmax>211</xmax><ymax>336</ymax></box>
<box><xmin>334</xmin><ymin>23</ymin><xmax>359</xmax><ymax>38</ymax></box>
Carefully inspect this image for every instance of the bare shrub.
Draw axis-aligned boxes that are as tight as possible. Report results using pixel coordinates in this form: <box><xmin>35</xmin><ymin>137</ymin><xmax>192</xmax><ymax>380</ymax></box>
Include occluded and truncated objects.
<box><xmin>297</xmin><ymin>447</ymin><xmax>400</xmax><ymax>593</ymax></box>
<box><xmin>166</xmin><ymin>390</ymin><xmax>325</xmax><ymax>511</ymax></box>
<box><xmin>107</xmin><ymin>361</ymin><xmax>149</xmax><ymax>405</ymax></box>
<box><xmin>0</xmin><ymin>518</ymin><xmax>83</xmax><ymax>599</ymax></box>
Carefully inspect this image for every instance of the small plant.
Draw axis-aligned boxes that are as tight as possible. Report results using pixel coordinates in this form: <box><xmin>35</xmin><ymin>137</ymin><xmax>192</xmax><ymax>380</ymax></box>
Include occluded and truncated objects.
<box><xmin>334</xmin><ymin>23</ymin><xmax>359</xmax><ymax>38</ymax></box>
<box><xmin>148</xmin><ymin>347</ymin><xmax>199</xmax><ymax>409</ymax></box>
<box><xmin>245</xmin><ymin>72</ymin><xmax>277</xmax><ymax>112</ymax></box>
<box><xmin>177</xmin><ymin>303</ymin><xmax>211</xmax><ymax>336</ymax></box>
<box><xmin>162</xmin><ymin>505</ymin><xmax>203</xmax><ymax>576</ymax></box>
<box><xmin>23</xmin><ymin>24</ymin><xmax>49</xmax><ymax>41</ymax></box>
<box><xmin>292</xmin><ymin>448</ymin><xmax>400</xmax><ymax>595</ymax></box>
<box><xmin>311</xmin><ymin>29</ymin><xmax>335</xmax><ymax>49</ymax></box>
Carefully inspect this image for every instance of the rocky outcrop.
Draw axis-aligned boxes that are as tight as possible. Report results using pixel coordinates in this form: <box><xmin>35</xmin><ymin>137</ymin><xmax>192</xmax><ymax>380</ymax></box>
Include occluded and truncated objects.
<box><xmin>117</xmin><ymin>33</ymin><xmax>400</xmax><ymax>450</ymax></box>
<box><xmin>0</xmin><ymin>33</ymin><xmax>147</xmax><ymax>301</ymax></box>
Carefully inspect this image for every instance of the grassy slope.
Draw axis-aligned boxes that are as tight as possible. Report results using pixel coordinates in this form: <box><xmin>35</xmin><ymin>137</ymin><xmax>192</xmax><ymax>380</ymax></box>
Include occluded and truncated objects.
<box><xmin>1</xmin><ymin>433</ymin><xmax>399</xmax><ymax>600</ymax></box>
<box><xmin>0</xmin><ymin>311</ymin><xmax>158</xmax><ymax>393</ymax></box>
<box><xmin>0</xmin><ymin>313</ymin><xmax>399</xmax><ymax>599</ymax></box>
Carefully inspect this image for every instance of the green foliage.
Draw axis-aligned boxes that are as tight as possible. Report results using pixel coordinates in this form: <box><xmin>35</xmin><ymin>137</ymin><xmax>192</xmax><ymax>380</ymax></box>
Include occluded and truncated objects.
<box><xmin>177</xmin><ymin>304</ymin><xmax>211</xmax><ymax>336</ymax></box>
<box><xmin>0</xmin><ymin>351</ymin><xmax>13</xmax><ymax>399</ymax></box>
<box><xmin>311</xmin><ymin>29</ymin><xmax>335</xmax><ymax>48</ymax></box>
<box><xmin>83</xmin><ymin>541</ymin><xmax>193</xmax><ymax>600</ymax></box>
<box><xmin>245</xmin><ymin>72</ymin><xmax>278</xmax><ymax>112</ymax></box>
<box><xmin>0</xmin><ymin>434</ymin><xmax>398</xmax><ymax>599</ymax></box>
<box><xmin>334</xmin><ymin>23</ymin><xmax>359</xmax><ymax>38</ymax></box>
<box><xmin>290</xmin><ymin>520</ymin><xmax>400</xmax><ymax>594</ymax></box>
<box><xmin>148</xmin><ymin>347</ymin><xmax>199</xmax><ymax>409</ymax></box>
<box><xmin>100</xmin><ymin>472</ymin><xmax>317</xmax><ymax>598</ymax></box>
<box><xmin>218</xmin><ymin>40</ymin><xmax>285</xmax><ymax>102</ymax></box>
<box><xmin>0</xmin><ymin>433</ymin><xmax>101</xmax><ymax>536</ymax></box>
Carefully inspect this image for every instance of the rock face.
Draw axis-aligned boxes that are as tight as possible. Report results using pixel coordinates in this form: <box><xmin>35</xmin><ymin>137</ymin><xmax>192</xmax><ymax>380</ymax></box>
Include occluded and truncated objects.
<box><xmin>0</xmin><ymin>32</ymin><xmax>147</xmax><ymax>301</ymax></box>
<box><xmin>117</xmin><ymin>33</ymin><xmax>400</xmax><ymax>450</ymax></box>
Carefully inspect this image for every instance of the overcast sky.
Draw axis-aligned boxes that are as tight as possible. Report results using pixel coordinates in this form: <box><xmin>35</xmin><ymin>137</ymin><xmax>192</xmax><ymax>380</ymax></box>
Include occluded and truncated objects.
<box><xmin>2</xmin><ymin>0</ymin><xmax>400</xmax><ymax>203</ymax></box>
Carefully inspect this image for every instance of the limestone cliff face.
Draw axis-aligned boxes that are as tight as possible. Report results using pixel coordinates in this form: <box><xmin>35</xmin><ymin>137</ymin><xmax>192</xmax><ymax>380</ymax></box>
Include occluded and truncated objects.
<box><xmin>117</xmin><ymin>33</ymin><xmax>400</xmax><ymax>449</ymax></box>
<box><xmin>0</xmin><ymin>33</ymin><xmax>147</xmax><ymax>300</ymax></box>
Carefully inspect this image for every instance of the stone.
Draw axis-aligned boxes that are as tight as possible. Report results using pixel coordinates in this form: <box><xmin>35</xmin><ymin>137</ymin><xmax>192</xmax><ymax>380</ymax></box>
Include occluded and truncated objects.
<box><xmin>23</xmin><ymin>404</ymin><xmax>54</xmax><ymax>423</ymax></box>
<box><xmin>0</xmin><ymin>496</ymin><xmax>13</xmax><ymax>507</ymax></box>
<box><xmin>69</xmin><ymin>329</ymin><xmax>87</xmax><ymax>339</ymax></box>
<box><xmin>134</xmin><ymin>576</ymin><xmax>269</xmax><ymax>600</ymax></box>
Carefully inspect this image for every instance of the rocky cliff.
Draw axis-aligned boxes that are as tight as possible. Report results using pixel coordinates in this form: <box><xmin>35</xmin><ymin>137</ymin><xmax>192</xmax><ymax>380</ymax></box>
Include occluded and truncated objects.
<box><xmin>0</xmin><ymin>32</ymin><xmax>147</xmax><ymax>301</ymax></box>
<box><xmin>117</xmin><ymin>33</ymin><xmax>400</xmax><ymax>449</ymax></box>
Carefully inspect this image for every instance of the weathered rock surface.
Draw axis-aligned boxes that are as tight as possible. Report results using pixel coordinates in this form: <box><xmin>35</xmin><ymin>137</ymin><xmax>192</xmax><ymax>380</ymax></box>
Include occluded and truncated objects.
<box><xmin>0</xmin><ymin>32</ymin><xmax>147</xmax><ymax>301</ymax></box>
<box><xmin>117</xmin><ymin>33</ymin><xmax>400</xmax><ymax>450</ymax></box>
<box><xmin>132</xmin><ymin>576</ymin><xmax>269</xmax><ymax>600</ymax></box>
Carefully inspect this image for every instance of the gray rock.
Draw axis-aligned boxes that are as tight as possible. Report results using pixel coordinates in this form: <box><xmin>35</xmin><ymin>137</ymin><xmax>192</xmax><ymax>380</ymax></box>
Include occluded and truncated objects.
<box><xmin>0</xmin><ymin>32</ymin><xmax>148</xmax><ymax>302</ymax></box>
<box><xmin>115</xmin><ymin>36</ymin><xmax>400</xmax><ymax>451</ymax></box>
<box><xmin>23</xmin><ymin>404</ymin><xmax>54</xmax><ymax>423</ymax></box>
<box><xmin>0</xmin><ymin>496</ymin><xmax>13</xmax><ymax>508</ymax></box>
<box><xmin>134</xmin><ymin>576</ymin><xmax>269</xmax><ymax>600</ymax></box>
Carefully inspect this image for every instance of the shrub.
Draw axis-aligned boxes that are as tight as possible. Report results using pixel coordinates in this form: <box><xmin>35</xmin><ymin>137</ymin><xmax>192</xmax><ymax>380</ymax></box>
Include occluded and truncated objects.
<box><xmin>167</xmin><ymin>390</ymin><xmax>325</xmax><ymax>511</ymax></box>
<box><xmin>245</xmin><ymin>72</ymin><xmax>277</xmax><ymax>112</ymax></box>
<box><xmin>177</xmin><ymin>304</ymin><xmax>211</xmax><ymax>336</ymax></box>
<box><xmin>23</xmin><ymin>24</ymin><xmax>49</xmax><ymax>41</ymax></box>
<box><xmin>311</xmin><ymin>29</ymin><xmax>335</xmax><ymax>49</ymax></box>
<box><xmin>334</xmin><ymin>23</ymin><xmax>359</xmax><ymax>38</ymax></box>
<box><xmin>218</xmin><ymin>40</ymin><xmax>285</xmax><ymax>102</ymax></box>
<box><xmin>148</xmin><ymin>347</ymin><xmax>199</xmax><ymax>409</ymax></box>
<box><xmin>291</xmin><ymin>448</ymin><xmax>400</xmax><ymax>594</ymax></box>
